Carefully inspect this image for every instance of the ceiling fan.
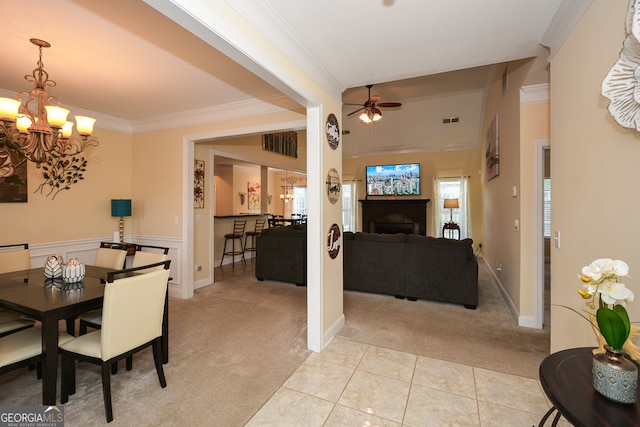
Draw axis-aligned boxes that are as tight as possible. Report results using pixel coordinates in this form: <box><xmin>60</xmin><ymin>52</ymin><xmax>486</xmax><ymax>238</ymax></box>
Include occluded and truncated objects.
<box><xmin>345</xmin><ymin>84</ymin><xmax>402</xmax><ymax>124</ymax></box>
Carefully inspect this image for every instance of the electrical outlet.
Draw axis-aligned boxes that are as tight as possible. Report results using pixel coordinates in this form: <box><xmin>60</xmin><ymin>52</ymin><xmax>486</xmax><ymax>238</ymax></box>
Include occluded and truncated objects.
<box><xmin>196</xmin><ymin>264</ymin><xmax>202</xmax><ymax>272</ymax></box>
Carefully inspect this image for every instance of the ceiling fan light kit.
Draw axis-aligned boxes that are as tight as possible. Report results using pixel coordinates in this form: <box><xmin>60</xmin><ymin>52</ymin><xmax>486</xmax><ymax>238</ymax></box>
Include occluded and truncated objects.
<box><xmin>346</xmin><ymin>84</ymin><xmax>401</xmax><ymax>124</ymax></box>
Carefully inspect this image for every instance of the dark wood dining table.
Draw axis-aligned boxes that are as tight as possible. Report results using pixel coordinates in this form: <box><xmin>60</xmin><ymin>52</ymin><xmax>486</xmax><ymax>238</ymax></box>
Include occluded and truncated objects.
<box><xmin>0</xmin><ymin>265</ymin><xmax>169</xmax><ymax>405</ymax></box>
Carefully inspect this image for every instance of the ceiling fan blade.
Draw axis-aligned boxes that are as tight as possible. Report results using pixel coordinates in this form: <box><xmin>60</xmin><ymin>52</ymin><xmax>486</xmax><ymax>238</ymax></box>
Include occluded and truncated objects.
<box><xmin>378</xmin><ymin>102</ymin><xmax>402</xmax><ymax>108</ymax></box>
<box><xmin>347</xmin><ymin>107</ymin><xmax>365</xmax><ymax>117</ymax></box>
<box><xmin>343</xmin><ymin>102</ymin><xmax>364</xmax><ymax>106</ymax></box>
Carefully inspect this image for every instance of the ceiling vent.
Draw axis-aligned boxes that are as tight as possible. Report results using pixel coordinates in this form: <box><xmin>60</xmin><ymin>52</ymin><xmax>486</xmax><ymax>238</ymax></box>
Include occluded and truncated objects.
<box><xmin>443</xmin><ymin>117</ymin><xmax>459</xmax><ymax>124</ymax></box>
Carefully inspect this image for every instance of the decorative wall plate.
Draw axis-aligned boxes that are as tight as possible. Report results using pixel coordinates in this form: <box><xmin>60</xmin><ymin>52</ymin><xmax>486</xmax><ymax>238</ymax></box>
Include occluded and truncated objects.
<box><xmin>602</xmin><ymin>0</ymin><xmax>640</xmax><ymax>131</ymax></box>
<box><xmin>326</xmin><ymin>168</ymin><xmax>341</xmax><ymax>204</ymax></box>
<box><xmin>326</xmin><ymin>113</ymin><xmax>340</xmax><ymax>150</ymax></box>
<box><xmin>327</xmin><ymin>224</ymin><xmax>341</xmax><ymax>259</ymax></box>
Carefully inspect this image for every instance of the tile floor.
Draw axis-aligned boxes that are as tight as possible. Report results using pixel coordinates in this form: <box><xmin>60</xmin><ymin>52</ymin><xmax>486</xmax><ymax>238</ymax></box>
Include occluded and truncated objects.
<box><xmin>246</xmin><ymin>337</ymin><xmax>571</xmax><ymax>427</ymax></box>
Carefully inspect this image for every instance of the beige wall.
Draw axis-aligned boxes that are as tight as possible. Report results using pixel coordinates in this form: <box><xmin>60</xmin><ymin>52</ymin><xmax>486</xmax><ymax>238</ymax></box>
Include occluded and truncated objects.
<box><xmin>343</xmin><ymin>150</ymin><xmax>483</xmax><ymax>243</ymax></box>
<box><xmin>1</xmin><ymin>127</ymin><xmax>133</xmax><ymax>245</ymax></box>
<box><xmin>519</xmin><ymin>102</ymin><xmax>550</xmax><ymax>317</ymax></box>
<box><xmin>550</xmin><ymin>0</ymin><xmax>640</xmax><ymax>351</ymax></box>
<box><xmin>481</xmin><ymin>60</ymin><xmax>535</xmax><ymax>316</ymax></box>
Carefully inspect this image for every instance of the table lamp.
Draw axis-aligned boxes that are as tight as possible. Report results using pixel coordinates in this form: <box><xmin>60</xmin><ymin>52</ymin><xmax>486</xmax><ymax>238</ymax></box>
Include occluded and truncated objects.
<box><xmin>111</xmin><ymin>199</ymin><xmax>132</xmax><ymax>243</ymax></box>
<box><xmin>444</xmin><ymin>198</ymin><xmax>459</xmax><ymax>224</ymax></box>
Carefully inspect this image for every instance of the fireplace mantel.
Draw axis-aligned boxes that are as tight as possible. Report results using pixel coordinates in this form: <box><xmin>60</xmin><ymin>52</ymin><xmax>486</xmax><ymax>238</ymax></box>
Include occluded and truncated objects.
<box><xmin>360</xmin><ymin>199</ymin><xmax>430</xmax><ymax>236</ymax></box>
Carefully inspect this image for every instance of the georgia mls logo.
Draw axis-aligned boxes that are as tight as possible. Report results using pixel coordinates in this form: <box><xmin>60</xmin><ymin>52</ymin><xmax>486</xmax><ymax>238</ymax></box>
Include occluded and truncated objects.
<box><xmin>0</xmin><ymin>405</ymin><xmax>64</xmax><ymax>426</ymax></box>
<box><xmin>325</xmin><ymin>113</ymin><xmax>340</xmax><ymax>150</ymax></box>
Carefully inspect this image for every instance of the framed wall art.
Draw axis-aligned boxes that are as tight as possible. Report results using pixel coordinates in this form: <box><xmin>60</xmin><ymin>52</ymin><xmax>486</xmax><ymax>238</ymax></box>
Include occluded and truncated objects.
<box><xmin>194</xmin><ymin>159</ymin><xmax>204</xmax><ymax>208</ymax></box>
<box><xmin>485</xmin><ymin>115</ymin><xmax>499</xmax><ymax>181</ymax></box>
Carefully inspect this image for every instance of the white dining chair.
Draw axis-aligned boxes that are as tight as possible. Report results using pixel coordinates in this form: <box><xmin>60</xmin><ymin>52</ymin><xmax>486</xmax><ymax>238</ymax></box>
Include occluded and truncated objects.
<box><xmin>0</xmin><ymin>327</ymin><xmax>73</xmax><ymax>378</ymax></box>
<box><xmin>79</xmin><ymin>246</ymin><xmax>169</xmax><ymax>334</ymax></box>
<box><xmin>60</xmin><ymin>266</ymin><xmax>171</xmax><ymax>423</ymax></box>
<box><xmin>0</xmin><ymin>244</ymin><xmax>36</xmax><ymax>337</ymax></box>
<box><xmin>0</xmin><ymin>243</ymin><xmax>31</xmax><ymax>274</ymax></box>
<box><xmin>94</xmin><ymin>247</ymin><xmax>127</xmax><ymax>270</ymax></box>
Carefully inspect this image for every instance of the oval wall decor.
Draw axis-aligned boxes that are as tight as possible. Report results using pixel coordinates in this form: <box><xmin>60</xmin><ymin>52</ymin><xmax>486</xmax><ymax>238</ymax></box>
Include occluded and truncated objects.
<box><xmin>601</xmin><ymin>0</ymin><xmax>640</xmax><ymax>131</ymax></box>
<box><xmin>326</xmin><ymin>168</ymin><xmax>341</xmax><ymax>204</ymax></box>
<box><xmin>327</xmin><ymin>223</ymin><xmax>341</xmax><ymax>259</ymax></box>
<box><xmin>326</xmin><ymin>113</ymin><xmax>340</xmax><ymax>150</ymax></box>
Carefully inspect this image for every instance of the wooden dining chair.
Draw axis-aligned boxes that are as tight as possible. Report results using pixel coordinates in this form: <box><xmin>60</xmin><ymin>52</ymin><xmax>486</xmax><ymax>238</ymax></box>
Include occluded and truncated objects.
<box><xmin>60</xmin><ymin>263</ymin><xmax>171</xmax><ymax>423</ymax></box>
<box><xmin>0</xmin><ymin>244</ymin><xmax>36</xmax><ymax>337</ymax></box>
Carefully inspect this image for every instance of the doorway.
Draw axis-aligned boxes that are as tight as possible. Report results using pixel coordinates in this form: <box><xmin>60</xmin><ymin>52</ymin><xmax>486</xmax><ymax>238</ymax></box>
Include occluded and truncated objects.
<box><xmin>534</xmin><ymin>140</ymin><xmax>551</xmax><ymax>329</ymax></box>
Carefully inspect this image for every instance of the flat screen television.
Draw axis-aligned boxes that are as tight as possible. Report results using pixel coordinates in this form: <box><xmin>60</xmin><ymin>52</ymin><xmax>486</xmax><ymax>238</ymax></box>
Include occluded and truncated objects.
<box><xmin>366</xmin><ymin>163</ymin><xmax>420</xmax><ymax>196</ymax></box>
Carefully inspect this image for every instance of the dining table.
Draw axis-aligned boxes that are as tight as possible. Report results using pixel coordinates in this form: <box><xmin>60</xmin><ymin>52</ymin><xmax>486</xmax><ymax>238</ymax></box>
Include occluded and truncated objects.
<box><xmin>0</xmin><ymin>265</ymin><xmax>169</xmax><ymax>405</ymax></box>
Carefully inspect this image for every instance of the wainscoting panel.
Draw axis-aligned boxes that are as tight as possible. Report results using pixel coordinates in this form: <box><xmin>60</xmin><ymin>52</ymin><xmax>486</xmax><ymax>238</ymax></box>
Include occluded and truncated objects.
<box><xmin>29</xmin><ymin>236</ymin><xmax>184</xmax><ymax>299</ymax></box>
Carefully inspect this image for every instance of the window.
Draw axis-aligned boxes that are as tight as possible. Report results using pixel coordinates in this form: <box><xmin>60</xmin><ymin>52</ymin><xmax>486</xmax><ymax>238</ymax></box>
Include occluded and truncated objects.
<box><xmin>292</xmin><ymin>186</ymin><xmax>307</xmax><ymax>215</ymax></box>
<box><xmin>433</xmin><ymin>176</ymin><xmax>471</xmax><ymax>239</ymax></box>
<box><xmin>342</xmin><ymin>182</ymin><xmax>357</xmax><ymax>232</ymax></box>
<box><xmin>543</xmin><ymin>178</ymin><xmax>551</xmax><ymax>238</ymax></box>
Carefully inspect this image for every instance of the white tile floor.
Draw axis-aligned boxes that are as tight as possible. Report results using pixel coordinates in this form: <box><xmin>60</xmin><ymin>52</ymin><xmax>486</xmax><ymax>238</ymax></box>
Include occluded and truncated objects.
<box><xmin>246</xmin><ymin>337</ymin><xmax>572</xmax><ymax>427</ymax></box>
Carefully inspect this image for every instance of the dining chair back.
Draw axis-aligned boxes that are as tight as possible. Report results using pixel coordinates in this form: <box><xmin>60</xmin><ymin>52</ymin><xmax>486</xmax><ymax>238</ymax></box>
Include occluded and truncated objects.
<box><xmin>60</xmin><ymin>262</ymin><xmax>171</xmax><ymax>423</ymax></box>
<box><xmin>132</xmin><ymin>245</ymin><xmax>170</xmax><ymax>272</ymax></box>
<box><xmin>94</xmin><ymin>247</ymin><xmax>127</xmax><ymax>270</ymax></box>
<box><xmin>0</xmin><ymin>244</ymin><xmax>36</xmax><ymax>337</ymax></box>
<box><xmin>0</xmin><ymin>243</ymin><xmax>31</xmax><ymax>274</ymax></box>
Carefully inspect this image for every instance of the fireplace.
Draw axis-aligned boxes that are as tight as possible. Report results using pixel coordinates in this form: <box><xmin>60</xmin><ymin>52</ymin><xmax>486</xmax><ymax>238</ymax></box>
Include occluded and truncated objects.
<box><xmin>360</xmin><ymin>199</ymin><xmax>430</xmax><ymax>236</ymax></box>
<box><xmin>371</xmin><ymin>214</ymin><xmax>419</xmax><ymax>234</ymax></box>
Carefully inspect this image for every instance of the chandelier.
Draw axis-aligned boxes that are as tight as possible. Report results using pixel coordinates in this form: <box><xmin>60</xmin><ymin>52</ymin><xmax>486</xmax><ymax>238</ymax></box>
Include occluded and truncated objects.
<box><xmin>280</xmin><ymin>173</ymin><xmax>298</xmax><ymax>203</ymax></box>
<box><xmin>0</xmin><ymin>38</ymin><xmax>98</xmax><ymax>199</ymax></box>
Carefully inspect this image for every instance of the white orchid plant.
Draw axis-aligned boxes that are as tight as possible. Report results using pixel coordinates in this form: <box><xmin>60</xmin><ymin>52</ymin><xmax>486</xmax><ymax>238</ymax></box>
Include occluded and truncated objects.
<box><xmin>572</xmin><ymin>258</ymin><xmax>640</xmax><ymax>360</ymax></box>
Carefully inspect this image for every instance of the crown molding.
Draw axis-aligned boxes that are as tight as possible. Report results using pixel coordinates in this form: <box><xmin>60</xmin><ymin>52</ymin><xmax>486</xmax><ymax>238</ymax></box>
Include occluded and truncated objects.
<box><xmin>540</xmin><ymin>0</ymin><xmax>592</xmax><ymax>59</ymax></box>
<box><xmin>131</xmin><ymin>94</ymin><xmax>304</xmax><ymax>133</ymax></box>
<box><xmin>342</xmin><ymin>140</ymin><xmax>480</xmax><ymax>159</ymax></box>
<box><xmin>520</xmin><ymin>84</ymin><xmax>550</xmax><ymax>105</ymax></box>
<box><xmin>0</xmin><ymin>88</ymin><xmax>133</xmax><ymax>134</ymax></box>
<box><xmin>226</xmin><ymin>0</ymin><xmax>345</xmax><ymax>100</ymax></box>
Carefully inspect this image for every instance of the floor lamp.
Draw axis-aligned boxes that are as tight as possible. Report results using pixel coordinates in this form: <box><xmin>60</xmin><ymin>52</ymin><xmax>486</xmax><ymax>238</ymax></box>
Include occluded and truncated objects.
<box><xmin>111</xmin><ymin>199</ymin><xmax>132</xmax><ymax>244</ymax></box>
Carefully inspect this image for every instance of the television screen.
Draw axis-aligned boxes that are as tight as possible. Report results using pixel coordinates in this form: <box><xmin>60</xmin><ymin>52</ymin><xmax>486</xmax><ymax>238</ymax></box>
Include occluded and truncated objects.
<box><xmin>366</xmin><ymin>163</ymin><xmax>420</xmax><ymax>196</ymax></box>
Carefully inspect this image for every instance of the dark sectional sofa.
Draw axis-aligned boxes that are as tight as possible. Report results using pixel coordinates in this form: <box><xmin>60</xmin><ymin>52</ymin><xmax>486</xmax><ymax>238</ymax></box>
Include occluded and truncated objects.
<box><xmin>255</xmin><ymin>225</ymin><xmax>478</xmax><ymax>309</ymax></box>
<box><xmin>255</xmin><ymin>224</ymin><xmax>307</xmax><ymax>286</ymax></box>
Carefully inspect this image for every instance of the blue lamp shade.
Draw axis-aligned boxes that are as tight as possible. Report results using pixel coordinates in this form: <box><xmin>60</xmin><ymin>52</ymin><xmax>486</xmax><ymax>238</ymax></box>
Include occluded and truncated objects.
<box><xmin>111</xmin><ymin>199</ymin><xmax>132</xmax><ymax>217</ymax></box>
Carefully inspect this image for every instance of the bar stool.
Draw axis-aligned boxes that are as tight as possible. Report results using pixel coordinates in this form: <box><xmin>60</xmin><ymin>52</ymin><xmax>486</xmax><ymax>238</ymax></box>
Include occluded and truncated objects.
<box><xmin>244</xmin><ymin>219</ymin><xmax>266</xmax><ymax>262</ymax></box>
<box><xmin>220</xmin><ymin>220</ymin><xmax>247</xmax><ymax>268</ymax></box>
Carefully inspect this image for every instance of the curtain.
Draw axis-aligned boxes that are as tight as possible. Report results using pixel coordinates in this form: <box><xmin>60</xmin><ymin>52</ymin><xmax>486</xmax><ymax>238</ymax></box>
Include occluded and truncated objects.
<box><xmin>342</xmin><ymin>181</ymin><xmax>358</xmax><ymax>232</ymax></box>
<box><xmin>433</xmin><ymin>176</ymin><xmax>471</xmax><ymax>239</ymax></box>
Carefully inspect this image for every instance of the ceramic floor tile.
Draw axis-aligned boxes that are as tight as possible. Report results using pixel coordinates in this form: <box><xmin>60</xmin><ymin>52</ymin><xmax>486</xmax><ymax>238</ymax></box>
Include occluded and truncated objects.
<box><xmin>358</xmin><ymin>345</ymin><xmax>417</xmax><ymax>382</ymax></box>
<box><xmin>283</xmin><ymin>356</ymin><xmax>355</xmax><ymax>401</ymax></box>
<box><xmin>412</xmin><ymin>355</ymin><xmax>476</xmax><ymax>399</ymax></box>
<box><xmin>323</xmin><ymin>404</ymin><xmax>401</xmax><ymax>427</ymax></box>
<box><xmin>337</xmin><ymin>370</ymin><xmax>411</xmax><ymax>423</ymax></box>
<box><xmin>403</xmin><ymin>383</ymin><xmax>480</xmax><ymax>427</ymax></box>
<box><xmin>473</xmin><ymin>368</ymin><xmax>549</xmax><ymax>414</ymax></box>
<box><xmin>245</xmin><ymin>387</ymin><xmax>334</xmax><ymax>427</ymax></box>
<box><xmin>477</xmin><ymin>400</ymin><xmax>545</xmax><ymax>427</ymax></box>
<box><xmin>309</xmin><ymin>337</ymin><xmax>369</xmax><ymax>368</ymax></box>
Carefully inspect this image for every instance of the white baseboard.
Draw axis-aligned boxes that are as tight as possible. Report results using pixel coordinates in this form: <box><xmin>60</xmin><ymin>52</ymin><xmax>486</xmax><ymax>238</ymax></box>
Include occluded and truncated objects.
<box><xmin>479</xmin><ymin>256</ymin><xmax>540</xmax><ymax>329</ymax></box>
<box><xmin>320</xmin><ymin>313</ymin><xmax>345</xmax><ymax>352</ymax></box>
